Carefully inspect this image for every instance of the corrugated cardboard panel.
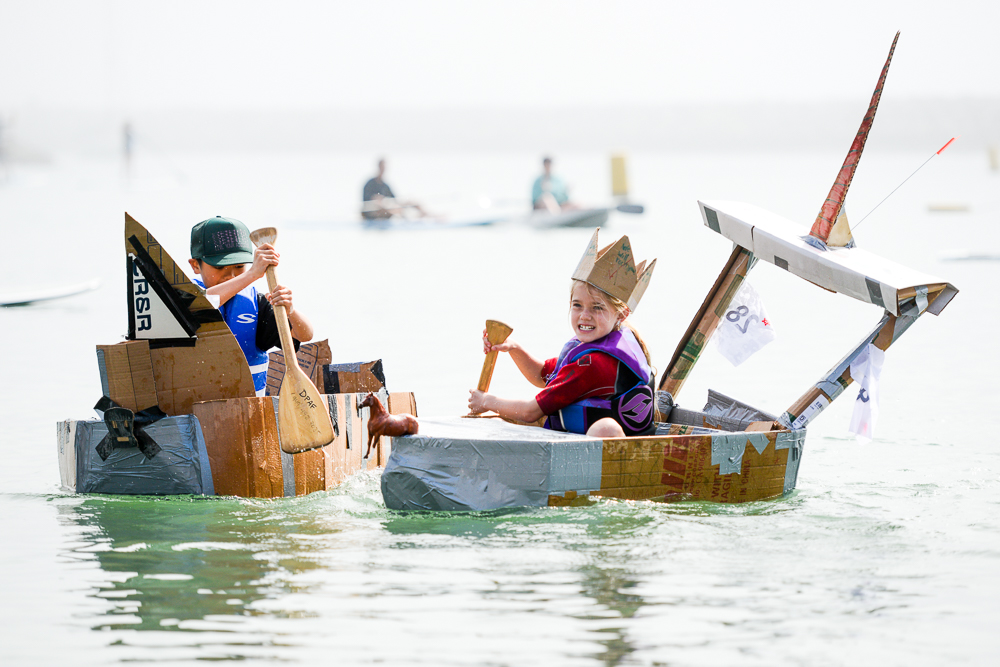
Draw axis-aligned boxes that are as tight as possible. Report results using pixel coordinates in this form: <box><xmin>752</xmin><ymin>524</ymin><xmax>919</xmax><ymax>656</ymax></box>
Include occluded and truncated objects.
<box><xmin>266</xmin><ymin>340</ymin><xmax>332</xmax><ymax>396</ymax></box>
<box><xmin>192</xmin><ymin>397</ymin><xmax>283</xmax><ymax>498</ymax></box>
<box><xmin>593</xmin><ymin>433</ymin><xmax>790</xmax><ymax>504</ymax></box>
<box><xmin>96</xmin><ymin>341</ymin><xmax>157</xmax><ymax>412</ymax></box>
<box><xmin>322</xmin><ymin>359</ymin><xmax>386</xmax><ymax>394</ymax></box>
<box><xmin>151</xmin><ymin>335</ymin><xmax>255</xmax><ymax>416</ymax></box>
<box><xmin>294</xmin><ymin>448</ymin><xmax>326</xmax><ymax>496</ymax></box>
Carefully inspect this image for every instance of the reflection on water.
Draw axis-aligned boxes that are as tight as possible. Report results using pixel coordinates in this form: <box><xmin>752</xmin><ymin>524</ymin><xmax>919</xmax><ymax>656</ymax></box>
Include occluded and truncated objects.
<box><xmin>58</xmin><ymin>495</ymin><xmax>330</xmax><ymax>632</ymax></box>
<box><xmin>54</xmin><ymin>475</ymin><xmax>695</xmax><ymax>665</ymax></box>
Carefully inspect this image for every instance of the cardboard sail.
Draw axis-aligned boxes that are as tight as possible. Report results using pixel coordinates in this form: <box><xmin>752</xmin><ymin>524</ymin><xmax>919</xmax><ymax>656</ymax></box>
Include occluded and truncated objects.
<box><xmin>809</xmin><ymin>32</ymin><xmax>899</xmax><ymax>244</ymax></box>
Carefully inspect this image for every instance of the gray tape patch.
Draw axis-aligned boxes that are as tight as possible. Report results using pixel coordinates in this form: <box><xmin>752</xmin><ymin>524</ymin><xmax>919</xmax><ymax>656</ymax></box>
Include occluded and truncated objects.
<box><xmin>548</xmin><ymin>441</ymin><xmax>603</xmax><ymax>493</ymax></box>
<box><xmin>704</xmin><ymin>207</ymin><xmax>721</xmax><ymax>233</ymax></box>
<box><xmin>774</xmin><ymin>256</ymin><xmax>789</xmax><ymax>271</ymax></box>
<box><xmin>746</xmin><ymin>433</ymin><xmax>769</xmax><ymax>455</ymax></box>
<box><xmin>711</xmin><ymin>433</ymin><xmax>749</xmax><ymax>475</ymax></box>
<box><xmin>327</xmin><ymin>361</ymin><xmax>363</xmax><ymax>372</ymax></box>
<box><xmin>776</xmin><ymin>430</ymin><xmax>805</xmax><ymax>494</ymax></box>
<box><xmin>865</xmin><ymin>277</ymin><xmax>885</xmax><ymax>308</ymax></box>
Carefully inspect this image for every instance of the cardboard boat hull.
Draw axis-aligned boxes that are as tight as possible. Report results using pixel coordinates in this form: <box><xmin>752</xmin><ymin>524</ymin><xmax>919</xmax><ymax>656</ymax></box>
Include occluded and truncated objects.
<box><xmin>58</xmin><ymin>392</ymin><xmax>417</xmax><ymax>498</ymax></box>
<box><xmin>381</xmin><ymin>409</ymin><xmax>804</xmax><ymax>512</ymax></box>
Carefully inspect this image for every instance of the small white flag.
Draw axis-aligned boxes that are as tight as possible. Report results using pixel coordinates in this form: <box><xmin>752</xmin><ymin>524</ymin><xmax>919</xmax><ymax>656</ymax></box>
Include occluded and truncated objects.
<box><xmin>848</xmin><ymin>343</ymin><xmax>885</xmax><ymax>443</ymax></box>
<box><xmin>715</xmin><ymin>280</ymin><xmax>776</xmax><ymax>366</ymax></box>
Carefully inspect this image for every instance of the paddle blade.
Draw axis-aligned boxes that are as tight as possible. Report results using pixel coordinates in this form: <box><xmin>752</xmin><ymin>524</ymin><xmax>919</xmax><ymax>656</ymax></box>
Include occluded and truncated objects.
<box><xmin>250</xmin><ymin>227</ymin><xmax>278</xmax><ymax>247</ymax></box>
<box><xmin>277</xmin><ymin>364</ymin><xmax>334</xmax><ymax>453</ymax></box>
<box><xmin>478</xmin><ymin>319</ymin><xmax>514</xmax><ymax>392</ymax></box>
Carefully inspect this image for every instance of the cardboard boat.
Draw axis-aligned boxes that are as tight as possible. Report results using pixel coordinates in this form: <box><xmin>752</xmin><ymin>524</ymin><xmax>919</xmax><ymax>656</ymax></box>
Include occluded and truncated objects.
<box><xmin>379</xmin><ymin>33</ymin><xmax>959</xmax><ymax>511</ymax></box>
<box><xmin>56</xmin><ymin>214</ymin><xmax>417</xmax><ymax>497</ymax></box>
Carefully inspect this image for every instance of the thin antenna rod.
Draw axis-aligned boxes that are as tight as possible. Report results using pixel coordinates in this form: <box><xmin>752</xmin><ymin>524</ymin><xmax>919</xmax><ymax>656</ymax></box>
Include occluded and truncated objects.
<box><xmin>853</xmin><ymin>137</ymin><xmax>957</xmax><ymax>231</ymax></box>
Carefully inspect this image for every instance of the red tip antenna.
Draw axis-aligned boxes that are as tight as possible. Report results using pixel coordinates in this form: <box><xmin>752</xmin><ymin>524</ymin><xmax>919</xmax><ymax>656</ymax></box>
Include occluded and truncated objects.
<box><xmin>937</xmin><ymin>137</ymin><xmax>957</xmax><ymax>155</ymax></box>
<box><xmin>853</xmin><ymin>136</ymin><xmax>959</xmax><ymax>231</ymax></box>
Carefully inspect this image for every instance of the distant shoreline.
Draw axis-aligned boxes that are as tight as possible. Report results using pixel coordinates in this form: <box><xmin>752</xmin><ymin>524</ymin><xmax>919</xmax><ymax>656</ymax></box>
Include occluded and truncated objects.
<box><xmin>4</xmin><ymin>97</ymin><xmax>998</xmax><ymax>158</ymax></box>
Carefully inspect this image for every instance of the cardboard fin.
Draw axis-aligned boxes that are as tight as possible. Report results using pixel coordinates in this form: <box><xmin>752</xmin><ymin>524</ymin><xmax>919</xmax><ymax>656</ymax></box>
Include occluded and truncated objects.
<box><xmin>571</xmin><ymin>228</ymin><xmax>601</xmax><ymax>281</ymax></box>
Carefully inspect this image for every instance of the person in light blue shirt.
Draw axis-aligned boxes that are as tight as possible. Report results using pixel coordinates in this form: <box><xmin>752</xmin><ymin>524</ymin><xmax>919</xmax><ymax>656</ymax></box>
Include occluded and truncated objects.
<box><xmin>531</xmin><ymin>156</ymin><xmax>576</xmax><ymax>212</ymax></box>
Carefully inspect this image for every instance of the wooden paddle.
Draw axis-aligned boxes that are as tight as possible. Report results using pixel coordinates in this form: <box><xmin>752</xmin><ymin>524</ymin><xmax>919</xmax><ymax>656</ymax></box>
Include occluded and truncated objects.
<box><xmin>478</xmin><ymin>319</ymin><xmax>513</xmax><ymax>393</ymax></box>
<box><xmin>249</xmin><ymin>227</ymin><xmax>334</xmax><ymax>454</ymax></box>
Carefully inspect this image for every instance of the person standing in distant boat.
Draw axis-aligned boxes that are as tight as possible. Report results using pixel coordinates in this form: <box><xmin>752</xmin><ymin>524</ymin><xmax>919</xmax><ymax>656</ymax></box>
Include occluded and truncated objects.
<box><xmin>187</xmin><ymin>216</ymin><xmax>314</xmax><ymax>396</ymax></box>
<box><xmin>531</xmin><ymin>156</ymin><xmax>577</xmax><ymax>213</ymax></box>
<box><xmin>362</xmin><ymin>158</ymin><xmax>427</xmax><ymax>219</ymax></box>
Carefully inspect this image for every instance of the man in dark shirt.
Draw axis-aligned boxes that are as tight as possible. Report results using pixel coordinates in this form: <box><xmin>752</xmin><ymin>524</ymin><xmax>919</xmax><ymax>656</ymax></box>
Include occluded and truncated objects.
<box><xmin>362</xmin><ymin>159</ymin><xmax>396</xmax><ymax>219</ymax></box>
<box><xmin>361</xmin><ymin>158</ymin><xmax>426</xmax><ymax>219</ymax></box>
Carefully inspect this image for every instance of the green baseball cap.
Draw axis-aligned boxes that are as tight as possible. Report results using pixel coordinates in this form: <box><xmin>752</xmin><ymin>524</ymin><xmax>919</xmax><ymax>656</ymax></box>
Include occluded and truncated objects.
<box><xmin>190</xmin><ymin>216</ymin><xmax>254</xmax><ymax>267</ymax></box>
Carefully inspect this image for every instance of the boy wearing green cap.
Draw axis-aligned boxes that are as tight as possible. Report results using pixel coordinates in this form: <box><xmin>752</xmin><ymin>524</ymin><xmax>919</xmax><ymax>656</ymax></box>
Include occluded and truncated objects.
<box><xmin>188</xmin><ymin>216</ymin><xmax>314</xmax><ymax>395</ymax></box>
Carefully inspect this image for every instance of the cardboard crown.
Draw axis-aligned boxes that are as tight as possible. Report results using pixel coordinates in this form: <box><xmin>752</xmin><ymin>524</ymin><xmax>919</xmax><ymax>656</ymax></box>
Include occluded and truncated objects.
<box><xmin>571</xmin><ymin>228</ymin><xmax>656</xmax><ymax>311</ymax></box>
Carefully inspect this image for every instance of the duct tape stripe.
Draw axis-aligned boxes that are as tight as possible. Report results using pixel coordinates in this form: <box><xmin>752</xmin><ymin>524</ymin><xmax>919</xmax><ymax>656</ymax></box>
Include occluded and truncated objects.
<box><xmin>775</xmin><ymin>430</ymin><xmax>805</xmax><ymax>494</ymax></box>
<box><xmin>191</xmin><ymin>415</ymin><xmax>215</xmax><ymax>495</ymax></box>
<box><xmin>548</xmin><ymin>441</ymin><xmax>603</xmax><ymax>493</ymax></box>
<box><xmin>915</xmin><ymin>286</ymin><xmax>929</xmax><ymax>314</ymax></box>
<box><xmin>704</xmin><ymin>207</ymin><xmax>721</xmax><ymax>233</ymax></box>
<box><xmin>271</xmin><ymin>397</ymin><xmax>296</xmax><ymax>498</ymax></box>
<box><xmin>865</xmin><ymin>277</ymin><xmax>885</xmax><ymax>309</ymax></box>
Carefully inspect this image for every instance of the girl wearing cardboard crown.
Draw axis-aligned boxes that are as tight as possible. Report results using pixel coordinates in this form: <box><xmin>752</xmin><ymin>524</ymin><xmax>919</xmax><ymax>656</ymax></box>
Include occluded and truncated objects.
<box><xmin>468</xmin><ymin>229</ymin><xmax>657</xmax><ymax>438</ymax></box>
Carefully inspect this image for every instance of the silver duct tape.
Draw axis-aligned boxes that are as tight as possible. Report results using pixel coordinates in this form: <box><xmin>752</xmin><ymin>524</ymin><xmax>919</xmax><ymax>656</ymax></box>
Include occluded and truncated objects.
<box><xmin>74</xmin><ymin>415</ymin><xmax>213</xmax><ymax>495</ymax></box>
<box><xmin>549</xmin><ymin>441</ymin><xmax>602</xmax><ymax>493</ymax></box>
<box><xmin>747</xmin><ymin>433</ymin><xmax>769</xmax><ymax>455</ymax></box>
<box><xmin>776</xmin><ymin>430</ymin><xmax>806</xmax><ymax>494</ymax></box>
<box><xmin>703</xmin><ymin>389</ymin><xmax>777</xmax><ymax>425</ymax></box>
<box><xmin>327</xmin><ymin>361</ymin><xmax>363</xmax><ymax>372</ymax></box>
<box><xmin>711</xmin><ymin>433</ymin><xmax>749</xmax><ymax>475</ymax></box>
<box><xmin>709</xmin><ymin>433</ymin><xmax>771</xmax><ymax>475</ymax></box>
<box><xmin>915</xmin><ymin>286</ymin><xmax>929</xmax><ymax>314</ymax></box>
<box><xmin>381</xmin><ymin>417</ymin><xmax>600</xmax><ymax>511</ymax></box>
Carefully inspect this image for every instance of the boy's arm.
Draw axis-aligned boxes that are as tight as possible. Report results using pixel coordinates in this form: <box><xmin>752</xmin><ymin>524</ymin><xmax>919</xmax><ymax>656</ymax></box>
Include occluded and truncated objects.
<box><xmin>205</xmin><ymin>269</ymin><xmax>257</xmax><ymax>305</ymax></box>
<box><xmin>286</xmin><ymin>307</ymin><xmax>314</xmax><ymax>342</ymax></box>
<box><xmin>205</xmin><ymin>243</ymin><xmax>279</xmax><ymax>305</ymax></box>
<box><xmin>264</xmin><ymin>284</ymin><xmax>314</xmax><ymax>342</ymax></box>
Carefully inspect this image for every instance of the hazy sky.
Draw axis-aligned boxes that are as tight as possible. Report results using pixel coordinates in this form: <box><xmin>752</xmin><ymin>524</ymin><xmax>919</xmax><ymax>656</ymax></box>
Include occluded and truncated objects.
<box><xmin>1</xmin><ymin>0</ymin><xmax>998</xmax><ymax>112</ymax></box>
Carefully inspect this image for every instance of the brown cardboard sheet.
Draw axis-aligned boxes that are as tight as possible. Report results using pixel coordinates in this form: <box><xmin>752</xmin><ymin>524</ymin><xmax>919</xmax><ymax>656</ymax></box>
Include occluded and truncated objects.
<box><xmin>322</xmin><ymin>359</ymin><xmax>386</xmax><ymax>394</ymax></box>
<box><xmin>96</xmin><ymin>340</ymin><xmax>159</xmax><ymax>412</ymax></box>
<box><xmin>265</xmin><ymin>340</ymin><xmax>332</xmax><ymax>396</ymax></box>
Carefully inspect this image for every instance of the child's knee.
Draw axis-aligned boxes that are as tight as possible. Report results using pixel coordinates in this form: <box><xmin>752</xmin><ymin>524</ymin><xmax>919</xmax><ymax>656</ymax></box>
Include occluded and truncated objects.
<box><xmin>587</xmin><ymin>418</ymin><xmax>625</xmax><ymax>439</ymax></box>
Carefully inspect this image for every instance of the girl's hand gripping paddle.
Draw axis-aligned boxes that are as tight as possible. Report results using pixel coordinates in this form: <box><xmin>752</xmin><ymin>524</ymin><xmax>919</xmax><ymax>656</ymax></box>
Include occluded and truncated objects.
<box><xmin>478</xmin><ymin>319</ymin><xmax>513</xmax><ymax>393</ymax></box>
<box><xmin>249</xmin><ymin>227</ymin><xmax>334</xmax><ymax>454</ymax></box>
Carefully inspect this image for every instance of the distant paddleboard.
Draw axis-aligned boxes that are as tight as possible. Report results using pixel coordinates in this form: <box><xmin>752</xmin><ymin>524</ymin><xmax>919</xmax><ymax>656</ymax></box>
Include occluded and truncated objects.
<box><xmin>940</xmin><ymin>250</ymin><xmax>1000</xmax><ymax>262</ymax></box>
<box><xmin>0</xmin><ymin>278</ymin><xmax>101</xmax><ymax>307</ymax></box>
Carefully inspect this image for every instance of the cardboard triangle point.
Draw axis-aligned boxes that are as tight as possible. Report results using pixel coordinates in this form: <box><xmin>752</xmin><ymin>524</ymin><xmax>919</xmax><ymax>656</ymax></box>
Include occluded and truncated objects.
<box><xmin>571</xmin><ymin>228</ymin><xmax>601</xmax><ymax>281</ymax></box>
<box><xmin>570</xmin><ymin>228</ymin><xmax>656</xmax><ymax>311</ymax></box>
<box><xmin>827</xmin><ymin>206</ymin><xmax>855</xmax><ymax>248</ymax></box>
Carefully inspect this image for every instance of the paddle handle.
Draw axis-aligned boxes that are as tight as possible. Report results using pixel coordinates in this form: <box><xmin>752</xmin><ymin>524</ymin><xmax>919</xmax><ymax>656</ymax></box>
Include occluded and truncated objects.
<box><xmin>478</xmin><ymin>319</ymin><xmax>513</xmax><ymax>392</ymax></box>
<box><xmin>263</xmin><ymin>265</ymin><xmax>299</xmax><ymax>369</ymax></box>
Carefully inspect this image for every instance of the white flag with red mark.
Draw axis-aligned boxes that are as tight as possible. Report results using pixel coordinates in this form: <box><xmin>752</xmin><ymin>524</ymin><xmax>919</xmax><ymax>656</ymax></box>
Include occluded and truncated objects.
<box><xmin>714</xmin><ymin>280</ymin><xmax>776</xmax><ymax>366</ymax></box>
<box><xmin>848</xmin><ymin>343</ymin><xmax>885</xmax><ymax>443</ymax></box>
